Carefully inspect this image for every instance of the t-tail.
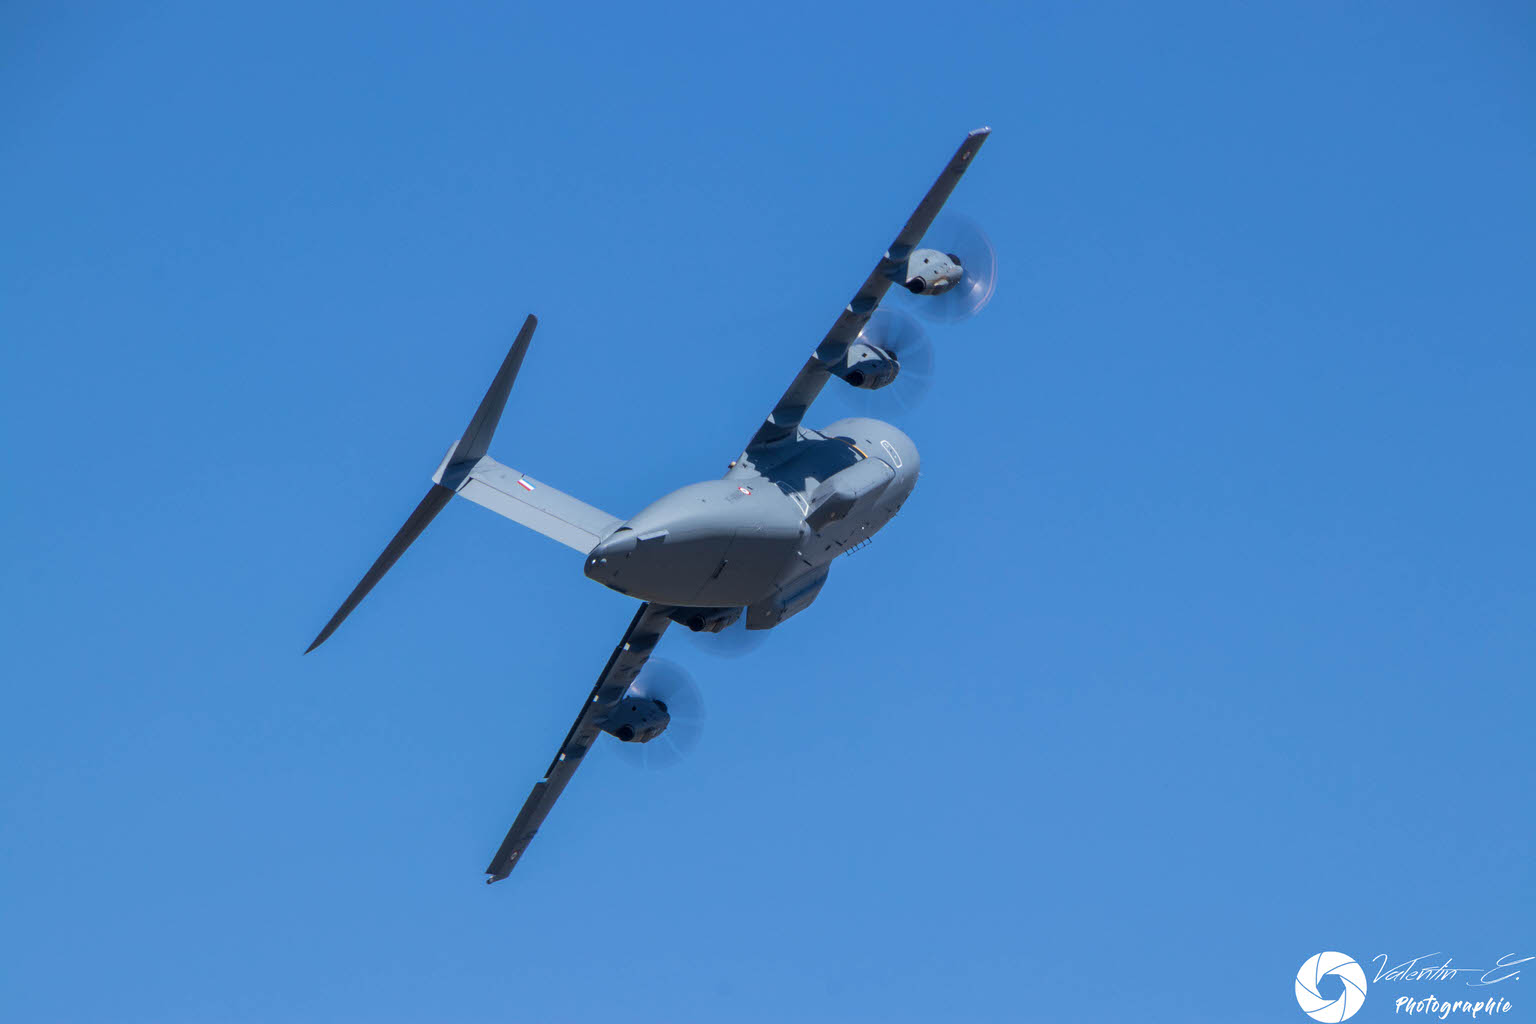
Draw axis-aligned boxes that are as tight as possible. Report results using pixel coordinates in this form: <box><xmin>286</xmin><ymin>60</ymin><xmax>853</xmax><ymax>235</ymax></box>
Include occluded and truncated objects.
<box><xmin>305</xmin><ymin>315</ymin><xmax>622</xmax><ymax>653</ymax></box>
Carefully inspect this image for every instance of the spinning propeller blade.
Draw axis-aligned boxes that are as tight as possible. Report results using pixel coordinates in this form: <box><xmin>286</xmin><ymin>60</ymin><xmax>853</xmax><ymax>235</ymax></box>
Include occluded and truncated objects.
<box><xmin>906</xmin><ymin>213</ymin><xmax>997</xmax><ymax>322</ymax></box>
<box><xmin>687</xmin><ymin>615</ymin><xmax>766</xmax><ymax>658</ymax></box>
<box><xmin>838</xmin><ymin>307</ymin><xmax>935</xmax><ymax>416</ymax></box>
<box><xmin>613</xmin><ymin>659</ymin><xmax>705</xmax><ymax>770</ymax></box>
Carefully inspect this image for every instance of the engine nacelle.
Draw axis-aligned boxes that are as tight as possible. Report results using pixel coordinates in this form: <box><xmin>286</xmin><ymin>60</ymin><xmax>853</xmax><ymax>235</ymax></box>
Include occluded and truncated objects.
<box><xmin>903</xmin><ymin>248</ymin><xmax>963</xmax><ymax>295</ymax></box>
<box><xmin>601</xmin><ymin>697</ymin><xmax>670</xmax><ymax>743</ymax></box>
<box><xmin>666</xmin><ymin>606</ymin><xmax>742</xmax><ymax>633</ymax></box>
<box><xmin>833</xmin><ymin>341</ymin><xmax>898</xmax><ymax>390</ymax></box>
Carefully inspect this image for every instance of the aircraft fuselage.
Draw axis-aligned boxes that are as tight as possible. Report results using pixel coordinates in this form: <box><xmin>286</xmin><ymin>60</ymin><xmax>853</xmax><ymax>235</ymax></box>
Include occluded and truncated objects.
<box><xmin>583</xmin><ymin>417</ymin><xmax>918</xmax><ymax>626</ymax></box>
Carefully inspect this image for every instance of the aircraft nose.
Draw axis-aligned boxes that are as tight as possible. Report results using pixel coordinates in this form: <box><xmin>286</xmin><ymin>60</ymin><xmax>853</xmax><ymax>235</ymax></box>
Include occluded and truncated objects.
<box><xmin>592</xmin><ymin>529</ymin><xmax>638</xmax><ymax>559</ymax></box>
<box><xmin>584</xmin><ymin>528</ymin><xmax>637</xmax><ymax>583</ymax></box>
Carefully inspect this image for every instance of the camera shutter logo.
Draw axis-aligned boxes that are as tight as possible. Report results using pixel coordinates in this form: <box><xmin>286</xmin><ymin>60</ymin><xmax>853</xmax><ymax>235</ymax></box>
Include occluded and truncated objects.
<box><xmin>1295</xmin><ymin>952</ymin><xmax>1368</xmax><ymax>1022</ymax></box>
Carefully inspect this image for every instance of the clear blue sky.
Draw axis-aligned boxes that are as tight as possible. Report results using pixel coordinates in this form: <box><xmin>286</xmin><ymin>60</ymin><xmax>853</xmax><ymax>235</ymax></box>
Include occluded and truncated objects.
<box><xmin>2</xmin><ymin>3</ymin><xmax>1531</xmax><ymax>1022</ymax></box>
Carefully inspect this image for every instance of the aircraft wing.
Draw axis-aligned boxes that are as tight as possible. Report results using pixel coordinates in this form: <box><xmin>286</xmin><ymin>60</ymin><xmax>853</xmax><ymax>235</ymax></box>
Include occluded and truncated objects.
<box><xmin>742</xmin><ymin>127</ymin><xmax>991</xmax><ymax>453</ymax></box>
<box><xmin>484</xmin><ymin>602</ymin><xmax>674</xmax><ymax>883</ymax></box>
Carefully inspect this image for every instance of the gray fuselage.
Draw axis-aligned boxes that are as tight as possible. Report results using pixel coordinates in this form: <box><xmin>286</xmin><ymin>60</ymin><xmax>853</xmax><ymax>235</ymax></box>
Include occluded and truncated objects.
<box><xmin>583</xmin><ymin>417</ymin><xmax>918</xmax><ymax>627</ymax></box>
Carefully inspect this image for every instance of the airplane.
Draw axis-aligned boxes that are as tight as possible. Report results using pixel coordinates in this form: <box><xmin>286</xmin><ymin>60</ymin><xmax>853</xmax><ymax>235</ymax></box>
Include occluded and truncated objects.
<box><xmin>306</xmin><ymin>127</ymin><xmax>995</xmax><ymax>883</ymax></box>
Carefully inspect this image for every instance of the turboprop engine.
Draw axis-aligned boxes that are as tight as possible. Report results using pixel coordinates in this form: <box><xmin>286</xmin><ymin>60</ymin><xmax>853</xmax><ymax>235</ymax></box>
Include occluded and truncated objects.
<box><xmin>835</xmin><ymin>340</ymin><xmax>899</xmax><ymax>390</ymax></box>
<box><xmin>600</xmin><ymin>696</ymin><xmax>670</xmax><ymax>743</ymax></box>
<box><xmin>830</xmin><ymin>308</ymin><xmax>932</xmax><ymax>412</ymax></box>
<box><xmin>902</xmin><ymin>248</ymin><xmax>965</xmax><ymax>295</ymax></box>
<box><xmin>895</xmin><ymin>214</ymin><xmax>997</xmax><ymax>322</ymax></box>
<box><xmin>602</xmin><ymin>660</ymin><xmax>706</xmax><ymax>769</ymax></box>
<box><xmin>667</xmin><ymin>606</ymin><xmax>742</xmax><ymax>633</ymax></box>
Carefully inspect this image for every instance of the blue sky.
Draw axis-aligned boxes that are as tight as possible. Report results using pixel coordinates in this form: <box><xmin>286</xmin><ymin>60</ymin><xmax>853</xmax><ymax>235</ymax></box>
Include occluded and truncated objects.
<box><xmin>2</xmin><ymin>3</ymin><xmax>1531</xmax><ymax>1022</ymax></box>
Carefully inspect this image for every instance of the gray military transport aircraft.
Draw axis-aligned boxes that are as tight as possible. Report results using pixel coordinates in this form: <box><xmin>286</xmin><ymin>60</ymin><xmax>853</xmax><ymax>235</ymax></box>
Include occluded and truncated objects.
<box><xmin>307</xmin><ymin>127</ymin><xmax>994</xmax><ymax>882</ymax></box>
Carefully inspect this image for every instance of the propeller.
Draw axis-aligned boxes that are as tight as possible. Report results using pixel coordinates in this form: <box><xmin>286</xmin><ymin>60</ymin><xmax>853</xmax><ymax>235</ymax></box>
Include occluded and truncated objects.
<box><xmin>686</xmin><ymin>615</ymin><xmax>765</xmax><ymax>658</ymax></box>
<box><xmin>837</xmin><ymin>307</ymin><xmax>935</xmax><ymax>417</ymax></box>
<box><xmin>613</xmin><ymin>659</ymin><xmax>705</xmax><ymax>770</ymax></box>
<box><xmin>905</xmin><ymin>213</ymin><xmax>997</xmax><ymax>322</ymax></box>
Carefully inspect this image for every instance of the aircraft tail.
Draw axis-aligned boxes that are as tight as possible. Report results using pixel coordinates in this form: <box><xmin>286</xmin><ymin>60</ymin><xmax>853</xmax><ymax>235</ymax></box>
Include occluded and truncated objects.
<box><xmin>307</xmin><ymin>315</ymin><xmax>619</xmax><ymax>653</ymax></box>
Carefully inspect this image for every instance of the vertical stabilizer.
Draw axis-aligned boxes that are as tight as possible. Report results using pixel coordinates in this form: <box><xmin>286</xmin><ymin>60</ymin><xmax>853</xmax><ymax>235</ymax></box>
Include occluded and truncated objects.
<box><xmin>451</xmin><ymin>314</ymin><xmax>536</xmax><ymax>469</ymax></box>
<box><xmin>305</xmin><ymin>315</ymin><xmax>539</xmax><ymax>653</ymax></box>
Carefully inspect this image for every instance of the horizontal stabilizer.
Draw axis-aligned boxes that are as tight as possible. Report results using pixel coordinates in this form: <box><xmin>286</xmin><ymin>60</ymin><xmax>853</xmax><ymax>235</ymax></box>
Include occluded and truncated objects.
<box><xmin>448</xmin><ymin>456</ymin><xmax>622</xmax><ymax>553</ymax></box>
<box><xmin>306</xmin><ymin>486</ymin><xmax>452</xmax><ymax>653</ymax></box>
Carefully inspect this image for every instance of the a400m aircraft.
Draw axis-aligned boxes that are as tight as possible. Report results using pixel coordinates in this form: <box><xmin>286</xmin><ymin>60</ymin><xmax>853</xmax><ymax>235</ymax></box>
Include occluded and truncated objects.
<box><xmin>307</xmin><ymin>127</ymin><xmax>994</xmax><ymax>883</ymax></box>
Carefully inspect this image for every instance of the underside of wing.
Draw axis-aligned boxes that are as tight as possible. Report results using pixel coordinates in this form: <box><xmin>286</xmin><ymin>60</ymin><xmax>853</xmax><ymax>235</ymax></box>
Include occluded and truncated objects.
<box><xmin>484</xmin><ymin>602</ymin><xmax>674</xmax><ymax>883</ymax></box>
<box><xmin>743</xmin><ymin>128</ymin><xmax>991</xmax><ymax>454</ymax></box>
